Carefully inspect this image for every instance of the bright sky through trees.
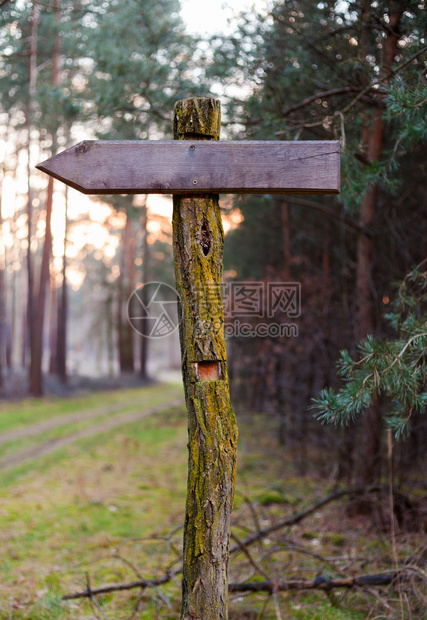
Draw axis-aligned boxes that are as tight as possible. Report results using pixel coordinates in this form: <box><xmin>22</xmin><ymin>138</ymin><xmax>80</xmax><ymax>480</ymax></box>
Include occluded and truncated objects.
<box><xmin>180</xmin><ymin>0</ymin><xmax>268</xmax><ymax>34</ymax></box>
<box><xmin>0</xmin><ymin>0</ymin><xmax>266</xmax><ymax>291</ymax></box>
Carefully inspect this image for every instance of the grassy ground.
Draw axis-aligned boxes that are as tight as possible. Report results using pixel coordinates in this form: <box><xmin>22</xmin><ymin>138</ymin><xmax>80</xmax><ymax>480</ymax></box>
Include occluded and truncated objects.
<box><xmin>0</xmin><ymin>383</ymin><xmax>424</xmax><ymax>619</ymax></box>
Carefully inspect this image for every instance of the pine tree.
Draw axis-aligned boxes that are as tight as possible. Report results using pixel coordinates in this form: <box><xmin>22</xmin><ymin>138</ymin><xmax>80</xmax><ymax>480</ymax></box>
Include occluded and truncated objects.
<box><xmin>312</xmin><ymin>262</ymin><xmax>427</xmax><ymax>439</ymax></box>
<box><xmin>207</xmin><ymin>0</ymin><xmax>427</xmax><ymax>479</ymax></box>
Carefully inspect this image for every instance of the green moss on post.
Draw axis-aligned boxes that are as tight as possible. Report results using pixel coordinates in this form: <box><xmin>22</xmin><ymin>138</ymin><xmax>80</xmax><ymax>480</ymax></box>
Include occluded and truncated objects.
<box><xmin>174</xmin><ymin>97</ymin><xmax>221</xmax><ymax>140</ymax></box>
<box><xmin>173</xmin><ymin>98</ymin><xmax>238</xmax><ymax>619</ymax></box>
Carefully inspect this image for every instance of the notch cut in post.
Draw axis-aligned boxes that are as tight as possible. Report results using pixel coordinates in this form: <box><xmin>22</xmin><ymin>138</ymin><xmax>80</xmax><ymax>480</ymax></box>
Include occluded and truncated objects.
<box><xmin>192</xmin><ymin>360</ymin><xmax>222</xmax><ymax>382</ymax></box>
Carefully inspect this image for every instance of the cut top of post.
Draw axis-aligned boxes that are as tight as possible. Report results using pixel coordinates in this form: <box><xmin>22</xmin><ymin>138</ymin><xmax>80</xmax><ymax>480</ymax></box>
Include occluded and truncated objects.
<box><xmin>174</xmin><ymin>98</ymin><xmax>221</xmax><ymax>140</ymax></box>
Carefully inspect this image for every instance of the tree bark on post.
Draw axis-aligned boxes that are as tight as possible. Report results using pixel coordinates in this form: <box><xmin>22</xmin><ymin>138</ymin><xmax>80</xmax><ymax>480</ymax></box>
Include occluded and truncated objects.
<box><xmin>172</xmin><ymin>97</ymin><xmax>238</xmax><ymax>620</ymax></box>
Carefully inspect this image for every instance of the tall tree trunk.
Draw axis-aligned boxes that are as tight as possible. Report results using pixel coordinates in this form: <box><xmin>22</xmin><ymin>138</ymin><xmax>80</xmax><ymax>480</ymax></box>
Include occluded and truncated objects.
<box><xmin>26</xmin><ymin>0</ymin><xmax>39</xmax><ymax>386</ymax></box>
<box><xmin>140</xmin><ymin>200</ymin><xmax>149</xmax><ymax>379</ymax></box>
<box><xmin>275</xmin><ymin>198</ymin><xmax>293</xmax><ymax>444</ymax></box>
<box><xmin>116</xmin><ymin>262</ymin><xmax>125</xmax><ymax>372</ymax></box>
<box><xmin>125</xmin><ymin>210</ymin><xmax>135</xmax><ymax>370</ymax></box>
<box><xmin>0</xmin><ymin>188</ymin><xmax>5</xmax><ymax>388</ymax></box>
<box><xmin>48</xmin><ymin>270</ymin><xmax>57</xmax><ymax>374</ymax></box>
<box><xmin>8</xmin><ymin>264</ymin><xmax>15</xmax><ymax>371</ymax></box>
<box><xmin>422</xmin><ymin>201</ymin><xmax>427</xmax><ymax>262</ymax></box>
<box><xmin>356</xmin><ymin>2</ymin><xmax>403</xmax><ymax>484</ymax></box>
<box><xmin>30</xmin><ymin>176</ymin><xmax>54</xmax><ymax>395</ymax></box>
<box><xmin>7</xmin><ymin>155</ymin><xmax>19</xmax><ymax>371</ymax></box>
<box><xmin>30</xmin><ymin>0</ymin><xmax>61</xmax><ymax>395</ymax></box>
<box><xmin>173</xmin><ymin>98</ymin><xmax>238</xmax><ymax>620</ymax></box>
<box><xmin>106</xmin><ymin>290</ymin><xmax>114</xmax><ymax>376</ymax></box>
<box><xmin>117</xmin><ymin>212</ymin><xmax>134</xmax><ymax>373</ymax></box>
<box><xmin>21</xmin><ymin>296</ymin><xmax>27</xmax><ymax>369</ymax></box>
<box><xmin>56</xmin><ymin>186</ymin><xmax>68</xmax><ymax>383</ymax></box>
<box><xmin>279</xmin><ymin>198</ymin><xmax>292</xmax><ymax>280</ymax></box>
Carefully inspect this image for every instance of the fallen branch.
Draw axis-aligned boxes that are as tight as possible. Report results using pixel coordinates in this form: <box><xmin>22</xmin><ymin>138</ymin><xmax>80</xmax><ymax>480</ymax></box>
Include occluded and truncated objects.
<box><xmin>229</xmin><ymin>571</ymin><xmax>407</xmax><ymax>593</ymax></box>
<box><xmin>62</xmin><ymin>485</ymin><xmax>380</xmax><ymax>601</ymax></box>
<box><xmin>63</xmin><ymin>568</ymin><xmax>411</xmax><ymax>601</ymax></box>
<box><xmin>62</xmin><ymin>568</ymin><xmax>181</xmax><ymax>601</ymax></box>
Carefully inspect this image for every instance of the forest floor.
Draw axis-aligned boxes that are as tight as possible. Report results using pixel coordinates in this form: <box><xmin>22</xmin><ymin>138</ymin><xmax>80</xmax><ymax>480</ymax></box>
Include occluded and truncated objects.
<box><xmin>0</xmin><ymin>382</ymin><xmax>425</xmax><ymax>619</ymax></box>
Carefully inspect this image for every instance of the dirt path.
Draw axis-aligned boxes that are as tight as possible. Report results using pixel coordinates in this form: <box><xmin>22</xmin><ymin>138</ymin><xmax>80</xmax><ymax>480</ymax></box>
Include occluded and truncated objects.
<box><xmin>0</xmin><ymin>398</ymin><xmax>183</xmax><ymax>472</ymax></box>
<box><xmin>0</xmin><ymin>394</ymin><xmax>179</xmax><ymax>446</ymax></box>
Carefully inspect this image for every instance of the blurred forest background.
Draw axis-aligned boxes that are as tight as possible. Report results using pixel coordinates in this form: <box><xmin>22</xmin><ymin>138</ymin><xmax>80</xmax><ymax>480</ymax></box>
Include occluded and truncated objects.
<box><xmin>0</xmin><ymin>0</ymin><xmax>426</xmax><ymax>492</ymax></box>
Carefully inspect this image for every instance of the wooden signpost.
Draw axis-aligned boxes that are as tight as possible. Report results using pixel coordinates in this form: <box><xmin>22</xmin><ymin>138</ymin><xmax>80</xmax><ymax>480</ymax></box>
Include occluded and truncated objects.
<box><xmin>37</xmin><ymin>97</ymin><xmax>340</xmax><ymax>619</ymax></box>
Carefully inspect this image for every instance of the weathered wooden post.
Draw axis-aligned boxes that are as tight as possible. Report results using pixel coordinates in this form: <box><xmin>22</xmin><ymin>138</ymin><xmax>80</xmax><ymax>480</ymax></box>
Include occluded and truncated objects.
<box><xmin>36</xmin><ymin>95</ymin><xmax>340</xmax><ymax>618</ymax></box>
<box><xmin>172</xmin><ymin>97</ymin><xmax>237</xmax><ymax>619</ymax></box>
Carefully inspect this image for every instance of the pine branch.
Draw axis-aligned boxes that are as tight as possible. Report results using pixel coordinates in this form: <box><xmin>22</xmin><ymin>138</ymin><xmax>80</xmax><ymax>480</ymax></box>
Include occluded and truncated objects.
<box><xmin>340</xmin><ymin>45</ymin><xmax>427</xmax><ymax>117</ymax></box>
<box><xmin>281</xmin><ymin>87</ymin><xmax>361</xmax><ymax>118</ymax></box>
<box><xmin>285</xmin><ymin>45</ymin><xmax>427</xmax><ymax>132</ymax></box>
<box><xmin>312</xmin><ymin>292</ymin><xmax>427</xmax><ymax>435</ymax></box>
<box><xmin>385</xmin><ymin>332</ymin><xmax>427</xmax><ymax>370</ymax></box>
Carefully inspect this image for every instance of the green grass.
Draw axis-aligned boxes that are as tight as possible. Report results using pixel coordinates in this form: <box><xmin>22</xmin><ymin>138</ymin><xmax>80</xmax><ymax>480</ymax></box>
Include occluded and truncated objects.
<box><xmin>0</xmin><ymin>396</ymin><xmax>188</xmax><ymax>618</ymax></box>
<box><xmin>0</xmin><ymin>383</ymin><xmax>182</xmax><ymax>435</ymax></box>
<box><xmin>0</xmin><ymin>399</ymin><xmax>176</xmax><ymax>467</ymax></box>
<box><xmin>0</xmin><ymin>388</ymin><xmax>421</xmax><ymax>619</ymax></box>
<box><xmin>0</xmin><ymin>383</ymin><xmax>183</xmax><ymax>485</ymax></box>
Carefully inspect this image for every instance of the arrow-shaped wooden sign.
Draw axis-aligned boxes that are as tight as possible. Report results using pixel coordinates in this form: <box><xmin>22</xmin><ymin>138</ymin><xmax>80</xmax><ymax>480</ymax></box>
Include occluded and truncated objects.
<box><xmin>36</xmin><ymin>139</ymin><xmax>340</xmax><ymax>195</ymax></box>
